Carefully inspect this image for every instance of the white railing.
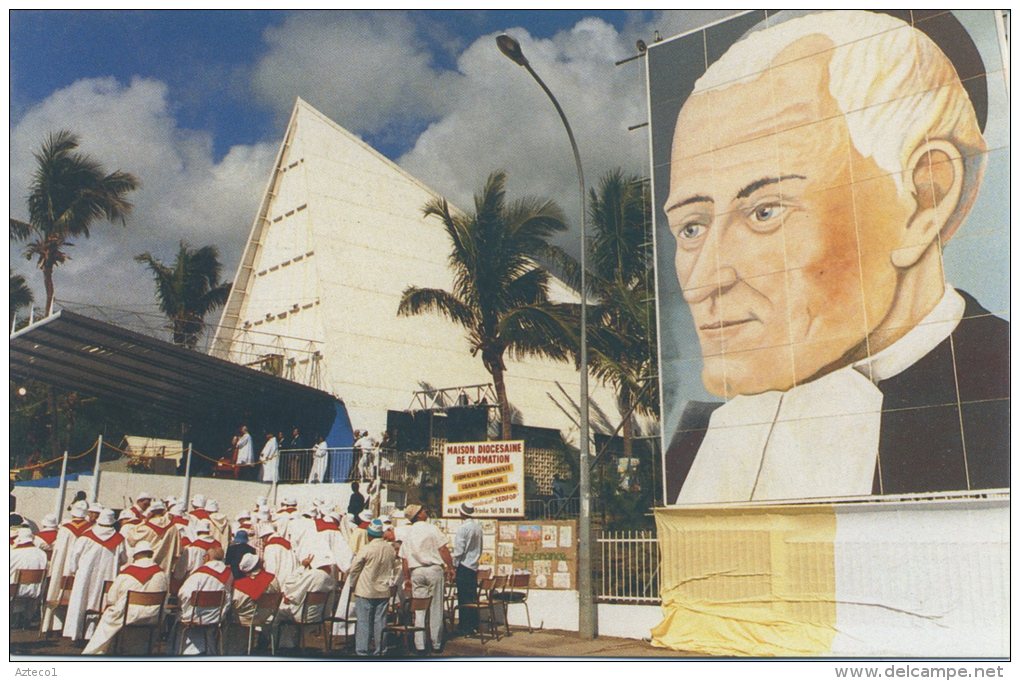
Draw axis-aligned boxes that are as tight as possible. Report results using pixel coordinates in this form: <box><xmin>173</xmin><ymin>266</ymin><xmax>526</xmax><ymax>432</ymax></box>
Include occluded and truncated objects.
<box><xmin>597</xmin><ymin>530</ymin><xmax>660</xmax><ymax>604</ymax></box>
<box><xmin>275</xmin><ymin>447</ymin><xmax>408</xmax><ymax>484</ymax></box>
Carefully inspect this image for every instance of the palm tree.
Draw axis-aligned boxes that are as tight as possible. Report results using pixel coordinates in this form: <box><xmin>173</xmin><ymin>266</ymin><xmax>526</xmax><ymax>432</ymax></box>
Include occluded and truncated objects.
<box><xmin>556</xmin><ymin>170</ymin><xmax>658</xmax><ymax>458</ymax></box>
<box><xmin>135</xmin><ymin>241</ymin><xmax>232</xmax><ymax>349</ymax></box>
<box><xmin>12</xmin><ymin>130</ymin><xmax>139</xmax><ymax>314</ymax></box>
<box><xmin>398</xmin><ymin>171</ymin><xmax>573</xmax><ymax>440</ymax></box>
<box><xmin>9</xmin><ymin>270</ymin><xmax>34</xmax><ymax>326</ymax></box>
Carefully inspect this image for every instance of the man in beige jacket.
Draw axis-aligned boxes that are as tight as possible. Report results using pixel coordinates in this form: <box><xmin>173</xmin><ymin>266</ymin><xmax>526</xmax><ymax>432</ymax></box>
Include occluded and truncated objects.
<box><xmin>348</xmin><ymin>518</ymin><xmax>400</xmax><ymax>656</ymax></box>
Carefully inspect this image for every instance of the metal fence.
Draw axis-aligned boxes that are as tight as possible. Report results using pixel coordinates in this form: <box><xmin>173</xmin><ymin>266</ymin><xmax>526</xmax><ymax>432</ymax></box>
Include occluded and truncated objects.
<box><xmin>276</xmin><ymin>447</ymin><xmax>409</xmax><ymax>484</ymax></box>
<box><xmin>596</xmin><ymin>530</ymin><xmax>661</xmax><ymax>604</ymax></box>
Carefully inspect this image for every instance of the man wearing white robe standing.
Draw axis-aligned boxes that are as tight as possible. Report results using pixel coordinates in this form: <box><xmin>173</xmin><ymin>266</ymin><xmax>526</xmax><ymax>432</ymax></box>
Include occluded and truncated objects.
<box><xmin>307</xmin><ymin>434</ymin><xmax>329</xmax><ymax>483</ymax></box>
<box><xmin>177</xmin><ymin>545</ymin><xmax>233</xmax><ymax>655</ymax></box>
<box><xmin>259</xmin><ymin>432</ymin><xmax>279</xmax><ymax>483</ymax></box>
<box><xmin>235</xmin><ymin>425</ymin><xmax>255</xmax><ymax>481</ymax></box>
<box><xmin>82</xmin><ymin>541</ymin><xmax>168</xmax><ymax>655</ymax></box>
<box><xmin>41</xmin><ymin>504</ymin><xmax>92</xmax><ymax>633</ymax></box>
<box><xmin>63</xmin><ymin>509</ymin><xmax>128</xmax><ymax>642</ymax></box>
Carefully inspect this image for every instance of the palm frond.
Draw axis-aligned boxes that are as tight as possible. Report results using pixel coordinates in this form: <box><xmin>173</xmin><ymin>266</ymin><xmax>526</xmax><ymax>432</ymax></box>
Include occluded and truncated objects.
<box><xmin>397</xmin><ymin>286</ymin><xmax>475</xmax><ymax>329</ymax></box>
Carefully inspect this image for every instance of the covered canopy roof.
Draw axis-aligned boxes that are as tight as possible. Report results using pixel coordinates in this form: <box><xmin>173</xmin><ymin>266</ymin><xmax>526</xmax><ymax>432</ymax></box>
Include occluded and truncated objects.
<box><xmin>10</xmin><ymin>310</ymin><xmax>339</xmax><ymax>432</ymax></box>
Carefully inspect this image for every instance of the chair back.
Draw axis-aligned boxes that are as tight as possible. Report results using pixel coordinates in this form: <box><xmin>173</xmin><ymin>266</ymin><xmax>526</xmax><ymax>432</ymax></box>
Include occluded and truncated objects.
<box><xmin>510</xmin><ymin>572</ymin><xmax>531</xmax><ymax>590</ymax></box>
<box><xmin>9</xmin><ymin>583</ymin><xmax>18</xmax><ymax>601</ymax></box>
<box><xmin>124</xmin><ymin>590</ymin><xmax>167</xmax><ymax>626</ymax></box>
<box><xmin>191</xmin><ymin>589</ymin><xmax>227</xmax><ymax>609</ymax></box>
<box><xmin>491</xmin><ymin>575</ymin><xmax>508</xmax><ymax>592</ymax></box>
<box><xmin>410</xmin><ymin>595</ymin><xmax>432</xmax><ymax>613</ymax></box>
<box><xmin>16</xmin><ymin>569</ymin><xmax>46</xmax><ymax>586</ymax></box>
<box><xmin>298</xmin><ymin>590</ymin><xmax>330</xmax><ymax>624</ymax></box>
<box><xmin>57</xmin><ymin>575</ymin><xmax>75</xmax><ymax>606</ymax></box>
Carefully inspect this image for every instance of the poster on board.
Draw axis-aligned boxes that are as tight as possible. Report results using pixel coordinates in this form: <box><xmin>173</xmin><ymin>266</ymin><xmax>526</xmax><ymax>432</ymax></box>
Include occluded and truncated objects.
<box><xmin>442</xmin><ymin>440</ymin><xmax>525</xmax><ymax>517</ymax></box>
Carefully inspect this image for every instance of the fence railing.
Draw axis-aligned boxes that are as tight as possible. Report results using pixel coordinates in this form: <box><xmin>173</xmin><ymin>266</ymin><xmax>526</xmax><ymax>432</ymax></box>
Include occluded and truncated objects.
<box><xmin>275</xmin><ymin>447</ymin><xmax>409</xmax><ymax>484</ymax></box>
<box><xmin>596</xmin><ymin>530</ymin><xmax>661</xmax><ymax>604</ymax></box>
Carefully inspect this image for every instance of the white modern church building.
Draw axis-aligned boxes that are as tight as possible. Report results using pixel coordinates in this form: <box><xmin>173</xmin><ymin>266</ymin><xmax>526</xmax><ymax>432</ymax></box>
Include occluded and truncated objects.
<box><xmin>210</xmin><ymin>98</ymin><xmax>623</xmax><ymax>443</ymax></box>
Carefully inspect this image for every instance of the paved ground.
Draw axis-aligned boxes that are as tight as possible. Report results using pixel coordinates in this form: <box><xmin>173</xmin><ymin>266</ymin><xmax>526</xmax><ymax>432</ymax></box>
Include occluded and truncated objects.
<box><xmin>11</xmin><ymin>626</ymin><xmax>693</xmax><ymax>659</ymax></box>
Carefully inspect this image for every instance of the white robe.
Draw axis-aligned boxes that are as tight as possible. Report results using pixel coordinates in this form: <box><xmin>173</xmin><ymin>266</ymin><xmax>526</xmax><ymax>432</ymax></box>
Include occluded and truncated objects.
<box><xmin>129</xmin><ymin>517</ymin><xmax>181</xmax><ymax>575</ymax></box>
<box><xmin>285</xmin><ymin>516</ymin><xmax>317</xmax><ymax>560</ymax></box>
<box><xmin>81</xmin><ymin>559</ymin><xmax>168</xmax><ymax>655</ymax></box>
<box><xmin>260</xmin><ymin>437</ymin><xmax>279</xmax><ymax>482</ymax></box>
<box><xmin>235</xmin><ymin>432</ymin><xmax>254</xmax><ymax>465</ymax></box>
<box><xmin>277</xmin><ymin>567</ymin><xmax>336</xmax><ymax>648</ymax></box>
<box><xmin>177</xmin><ymin>560</ymin><xmax>232</xmax><ymax>655</ymax></box>
<box><xmin>42</xmin><ymin>520</ymin><xmax>91</xmax><ymax>632</ymax></box>
<box><xmin>273</xmin><ymin>510</ymin><xmax>297</xmax><ymax>539</ymax></box>
<box><xmin>62</xmin><ymin>526</ymin><xmax>128</xmax><ymax>641</ymax></box>
<box><xmin>261</xmin><ymin>538</ymin><xmax>299</xmax><ymax>587</ymax></box>
<box><xmin>172</xmin><ymin>537</ymin><xmax>220</xmax><ymax>584</ymax></box>
<box><xmin>10</xmin><ymin>544</ymin><xmax>48</xmax><ymax>616</ymax></box>
<box><xmin>307</xmin><ymin>441</ymin><xmax>328</xmax><ymax>483</ymax></box>
<box><xmin>208</xmin><ymin>512</ymin><xmax>231</xmax><ymax>550</ymax></box>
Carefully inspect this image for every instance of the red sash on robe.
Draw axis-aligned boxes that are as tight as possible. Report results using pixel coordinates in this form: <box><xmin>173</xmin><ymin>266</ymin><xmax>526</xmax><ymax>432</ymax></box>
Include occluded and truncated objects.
<box><xmin>84</xmin><ymin>530</ymin><xmax>125</xmax><ymax>552</ymax></box>
<box><xmin>64</xmin><ymin>519</ymin><xmax>93</xmax><ymax>538</ymax></box>
<box><xmin>120</xmin><ymin>563</ymin><xmax>163</xmax><ymax>585</ymax></box>
<box><xmin>36</xmin><ymin>529</ymin><xmax>58</xmax><ymax>545</ymax></box>
<box><xmin>187</xmin><ymin>538</ymin><xmax>219</xmax><ymax>552</ymax></box>
<box><xmin>263</xmin><ymin>536</ymin><xmax>291</xmax><ymax>551</ymax></box>
<box><xmin>121</xmin><ymin>518</ymin><xmax>142</xmax><ymax>526</ymax></box>
<box><xmin>233</xmin><ymin>570</ymin><xmax>276</xmax><ymax>601</ymax></box>
<box><xmin>189</xmin><ymin>509</ymin><xmax>211</xmax><ymax>520</ymax></box>
<box><xmin>171</xmin><ymin>516</ymin><xmax>189</xmax><ymax>527</ymax></box>
<box><xmin>131</xmin><ymin>506</ymin><xmax>145</xmax><ymax>520</ymax></box>
<box><xmin>143</xmin><ymin>520</ymin><xmax>172</xmax><ymax>538</ymax></box>
<box><xmin>195</xmin><ymin>564</ymin><xmax>232</xmax><ymax>586</ymax></box>
<box><xmin>314</xmin><ymin>518</ymin><xmax>339</xmax><ymax>532</ymax></box>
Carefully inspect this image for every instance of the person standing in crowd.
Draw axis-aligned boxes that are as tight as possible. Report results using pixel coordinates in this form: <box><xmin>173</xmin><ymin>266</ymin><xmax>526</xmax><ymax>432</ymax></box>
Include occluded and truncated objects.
<box><xmin>399</xmin><ymin>504</ymin><xmax>455</xmax><ymax>653</ymax></box>
<box><xmin>452</xmin><ymin>502</ymin><xmax>483</xmax><ymax>635</ymax></box>
<box><xmin>308</xmin><ymin>434</ymin><xmax>329</xmax><ymax>484</ymax></box>
<box><xmin>63</xmin><ymin>509</ymin><xmax>128</xmax><ymax>643</ymax></box>
<box><xmin>349</xmin><ymin>518</ymin><xmax>400</xmax><ymax>656</ymax></box>
<box><xmin>259</xmin><ymin>431</ymin><xmax>279</xmax><ymax>483</ymax></box>
<box><xmin>347</xmin><ymin>481</ymin><xmax>365</xmax><ymax>517</ymax></box>
<box><xmin>225</xmin><ymin>530</ymin><xmax>257</xmax><ymax>580</ymax></box>
<box><xmin>41</xmin><ymin>503</ymin><xmax>91</xmax><ymax>634</ymax></box>
<box><xmin>81</xmin><ymin>541</ymin><xmax>167</xmax><ymax>655</ymax></box>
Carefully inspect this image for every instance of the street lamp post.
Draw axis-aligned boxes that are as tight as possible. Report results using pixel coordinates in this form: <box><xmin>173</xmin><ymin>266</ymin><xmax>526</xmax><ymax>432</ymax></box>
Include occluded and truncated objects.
<box><xmin>497</xmin><ymin>34</ymin><xmax>596</xmax><ymax>639</ymax></box>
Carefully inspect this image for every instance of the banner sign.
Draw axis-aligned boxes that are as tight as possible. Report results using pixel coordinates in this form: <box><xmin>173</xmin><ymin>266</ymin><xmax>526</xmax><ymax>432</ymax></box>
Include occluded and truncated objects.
<box><xmin>442</xmin><ymin>440</ymin><xmax>525</xmax><ymax>517</ymax></box>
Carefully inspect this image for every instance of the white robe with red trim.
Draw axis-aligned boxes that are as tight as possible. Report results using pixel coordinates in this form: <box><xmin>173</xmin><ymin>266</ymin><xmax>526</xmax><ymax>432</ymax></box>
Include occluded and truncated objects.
<box><xmin>177</xmin><ymin>560</ymin><xmax>233</xmax><ymax>655</ymax></box>
<box><xmin>129</xmin><ymin>516</ymin><xmax>181</xmax><ymax>574</ymax></box>
<box><xmin>10</xmin><ymin>543</ymin><xmax>48</xmax><ymax>616</ymax></box>
<box><xmin>62</xmin><ymin>526</ymin><xmax>128</xmax><ymax>640</ymax></box>
<box><xmin>41</xmin><ymin>519</ymin><xmax>92</xmax><ymax>632</ymax></box>
<box><xmin>81</xmin><ymin>558</ymin><xmax>168</xmax><ymax>655</ymax></box>
<box><xmin>261</xmin><ymin>536</ymin><xmax>298</xmax><ymax>586</ymax></box>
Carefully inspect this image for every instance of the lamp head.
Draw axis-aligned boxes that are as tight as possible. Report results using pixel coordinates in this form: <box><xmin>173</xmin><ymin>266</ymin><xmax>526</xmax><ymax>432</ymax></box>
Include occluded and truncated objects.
<box><xmin>497</xmin><ymin>34</ymin><xmax>529</xmax><ymax>67</ymax></box>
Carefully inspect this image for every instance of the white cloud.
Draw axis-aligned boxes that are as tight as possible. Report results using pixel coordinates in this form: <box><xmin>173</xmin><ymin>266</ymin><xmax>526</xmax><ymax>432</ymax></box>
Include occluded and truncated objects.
<box><xmin>251</xmin><ymin>11</ymin><xmax>459</xmax><ymax>138</ymax></box>
<box><xmin>9</xmin><ymin>76</ymin><xmax>276</xmax><ymax>315</ymax></box>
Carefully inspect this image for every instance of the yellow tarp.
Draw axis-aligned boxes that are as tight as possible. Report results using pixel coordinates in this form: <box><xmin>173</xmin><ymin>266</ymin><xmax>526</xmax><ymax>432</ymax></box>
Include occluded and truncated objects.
<box><xmin>651</xmin><ymin>505</ymin><xmax>837</xmax><ymax>656</ymax></box>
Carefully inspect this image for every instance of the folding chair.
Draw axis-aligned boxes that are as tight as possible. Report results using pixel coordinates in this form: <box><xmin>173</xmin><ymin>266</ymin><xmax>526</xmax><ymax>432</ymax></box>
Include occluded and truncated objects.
<box><xmin>324</xmin><ymin>580</ymin><xmax>354</xmax><ymax>652</ymax></box>
<box><xmin>10</xmin><ymin>568</ymin><xmax>46</xmax><ymax>629</ymax></box>
<box><xmin>41</xmin><ymin>575</ymin><xmax>74</xmax><ymax>639</ymax></box>
<box><xmin>459</xmin><ymin>575</ymin><xmax>502</xmax><ymax>643</ymax></box>
<box><xmin>383</xmin><ymin>595</ymin><xmax>432</xmax><ymax>655</ymax></box>
<box><xmin>276</xmin><ymin>590</ymin><xmax>331</xmax><ymax>655</ymax></box>
<box><xmin>116</xmin><ymin>590</ymin><xmax>167</xmax><ymax>655</ymax></box>
<box><xmin>237</xmin><ymin>591</ymin><xmax>284</xmax><ymax>655</ymax></box>
<box><xmin>493</xmin><ymin>571</ymin><xmax>532</xmax><ymax>634</ymax></box>
<box><xmin>177</xmin><ymin>590</ymin><xmax>228</xmax><ymax>655</ymax></box>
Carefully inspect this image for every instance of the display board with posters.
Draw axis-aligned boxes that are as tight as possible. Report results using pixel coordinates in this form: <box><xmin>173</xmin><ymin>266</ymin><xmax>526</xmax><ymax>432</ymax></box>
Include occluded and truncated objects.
<box><xmin>442</xmin><ymin>440</ymin><xmax>525</xmax><ymax>517</ymax></box>
<box><xmin>648</xmin><ymin>10</ymin><xmax>1010</xmax><ymax>506</ymax></box>
<box><xmin>433</xmin><ymin>518</ymin><xmax>577</xmax><ymax>590</ymax></box>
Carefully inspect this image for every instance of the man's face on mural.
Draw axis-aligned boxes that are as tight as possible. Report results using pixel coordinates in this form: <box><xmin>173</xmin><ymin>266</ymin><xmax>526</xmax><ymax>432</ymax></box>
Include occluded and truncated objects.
<box><xmin>666</xmin><ymin>40</ymin><xmax>912</xmax><ymax>397</ymax></box>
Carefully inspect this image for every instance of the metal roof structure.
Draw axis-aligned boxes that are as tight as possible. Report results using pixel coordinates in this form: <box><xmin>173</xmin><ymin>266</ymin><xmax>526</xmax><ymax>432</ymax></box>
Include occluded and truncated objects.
<box><xmin>9</xmin><ymin>310</ymin><xmax>339</xmax><ymax>431</ymax></box>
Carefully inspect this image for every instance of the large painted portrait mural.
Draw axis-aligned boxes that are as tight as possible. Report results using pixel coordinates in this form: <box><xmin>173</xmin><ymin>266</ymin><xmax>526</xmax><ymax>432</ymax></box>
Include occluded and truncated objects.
<box><xmin>650</xmin><ymin>11</ymin><xmax>1009</xmax><ymax>504</ymax></box>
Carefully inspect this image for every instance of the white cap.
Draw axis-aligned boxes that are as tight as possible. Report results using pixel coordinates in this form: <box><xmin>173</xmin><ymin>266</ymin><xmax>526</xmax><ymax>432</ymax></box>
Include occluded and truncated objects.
<box><xmin>282</xmin><ymin>496</ymin><xmax>297</xmax><ymax>506</ymax></box>
<box><xmin>239</xmin><ymin>553</ymin><xmax>259</xmax><ymax>573</ymax></box>
<box><xmin>14</xmin><ymin>528</ymin><xmax>34</xmax><ymax>545</ymax></box>
<box><xmin>195</xmin><ymin>519</ymin><xmax>212</xmax><ymax>534</ymax></box>
<box><xmin>191</xmin><ymin>494</ymin><xmax>207</xmax><ymax>508</ymax></box>
<box><xmin>88</xmin><ymin>502</ymin><xmax>104</xmax><ymax>513</ymax></box>
<box><xmin>237</xmin><ymin>510</ymin><xmax>251</xmax><ymax>520</ymax></box>
<box><xmin>42</xmin><ymin>513</ymin><xmax>58</xmax><ymax>529</ymax></box>
<box><xmin>258</xmin><ymin>523</ymin><xmax>275</xmax><ymax>538</ymax></box>
<box><xmin>170</xmin><ymin>503</ymin><xmax>186</xmax><ymax>515</ymax></box>
<box><xmin>70</xmin><ymin>506</ymin><xmax>86</xmax><ymax>519</ymax></box>
<box><xmin>379</xmin><ymin>515</ymin><xmax>391</xmax><ymax>526</ymax></box>
<box><xmin>98</xmin><ymin>509</ymin><xmax>117</xmax><ymax>526</ymax></box>
<box><xmin>118</xmin><ymin>510</ymin><xmax>136</xmax><ymax>522</ymax></box>
<box><xmin>205</xmin><ymin>499</ymin><xmax>219</xmax><ymax>512</ymax></box>
<box><xmin>136</xmin><ymin>491</ymin><xmax>152</xmax><ymax>501</ymax></box>
<box><xmin>147</xmin><ymin>500</ymin><xmax>166</xmax><ymax>514</ymax></box>
<box><xmin>132</xmin><ymin>541</ymin><xmax>155</xmax><ymax>557</ymax></box>
<box><xmin>358</xmin><ymin>510</ymin><xmax>374</xmax><ymax>523</ymax></box>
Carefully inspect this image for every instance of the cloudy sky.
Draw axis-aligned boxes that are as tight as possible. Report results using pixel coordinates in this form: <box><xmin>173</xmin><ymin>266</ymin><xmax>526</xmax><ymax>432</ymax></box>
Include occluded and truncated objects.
<box><xmin>9</xmin><ymin>9</ymin><xmax>736</xmax><ymax>322</ymax></box>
